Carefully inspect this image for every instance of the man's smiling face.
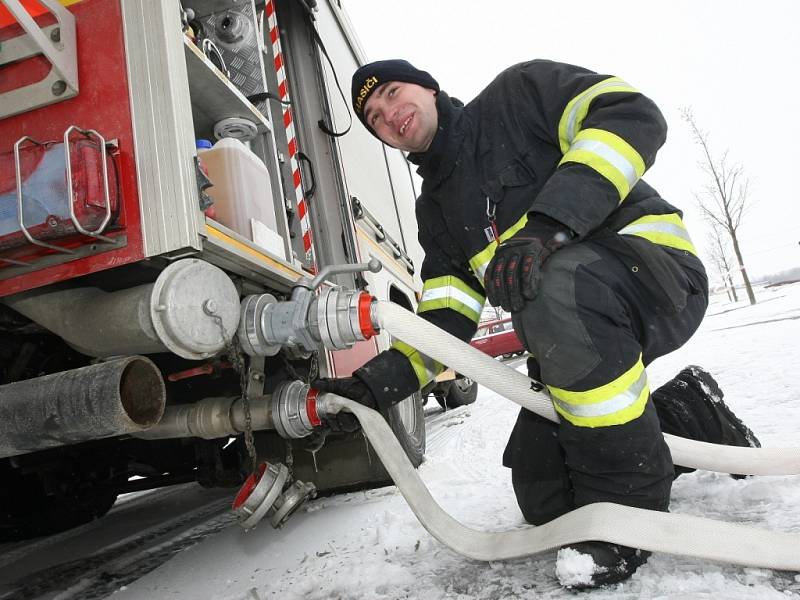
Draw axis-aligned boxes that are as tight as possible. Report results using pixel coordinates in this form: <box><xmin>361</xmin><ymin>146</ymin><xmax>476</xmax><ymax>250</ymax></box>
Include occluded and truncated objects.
<box><xmin>363</xmin><ymin>82</ymin><xmax>438</xmax><ymax>152</ymax></box>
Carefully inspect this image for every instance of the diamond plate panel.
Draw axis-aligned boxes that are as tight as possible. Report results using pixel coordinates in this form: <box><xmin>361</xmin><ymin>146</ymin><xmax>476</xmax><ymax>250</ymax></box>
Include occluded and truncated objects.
<box><xmin>197</xmin><ymin>0</ymin><xmax>268</xmax><ymax>101</ymax></box>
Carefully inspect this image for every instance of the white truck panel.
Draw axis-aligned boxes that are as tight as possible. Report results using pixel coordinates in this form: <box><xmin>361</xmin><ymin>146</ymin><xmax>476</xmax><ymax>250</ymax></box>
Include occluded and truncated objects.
<box><xmin>314</xmin><ymin>1</ymin><xmax>415</xmax><ymax>253</ymax></box>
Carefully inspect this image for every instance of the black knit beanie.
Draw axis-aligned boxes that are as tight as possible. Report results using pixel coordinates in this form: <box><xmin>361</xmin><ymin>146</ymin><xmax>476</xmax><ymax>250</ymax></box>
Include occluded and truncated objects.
<box><xmin>351</xmin><ymin>59</ymin><xmax>439</xmax><ymax>128</ymax></box>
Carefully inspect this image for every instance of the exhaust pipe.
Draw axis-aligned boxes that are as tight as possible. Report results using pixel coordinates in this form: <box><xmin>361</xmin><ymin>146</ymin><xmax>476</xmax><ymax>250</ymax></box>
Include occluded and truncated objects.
<box><xmin>0</xmin><ymin>356</ymin><xmax>166</xmax><ymax>458</ymax></box>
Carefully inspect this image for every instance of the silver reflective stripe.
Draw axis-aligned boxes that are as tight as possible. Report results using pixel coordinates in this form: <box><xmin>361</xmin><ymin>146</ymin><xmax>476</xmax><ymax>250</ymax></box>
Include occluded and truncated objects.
<box><xmin>571</xmin><ymin>138</ymin><xmax>638</xmax><ymax>190</ymax></box>
<box><xmin>619</xmin><ymin>221</ymin><xmax>693</xmax><ymax>244</ymax></box>
<box><xmin>566</xmin><ymin>80</ymin><xmax>630</xmax><ymax>143</ymax></box>
<box><xmin>420</xmin><ymin>286</ymin><xmax>484</xmax><ymax>316</ymax></box>
<box><xmin>552</xmin><ymin>370</ymin><xmax>648</xmax><ymax>418</ymax></box>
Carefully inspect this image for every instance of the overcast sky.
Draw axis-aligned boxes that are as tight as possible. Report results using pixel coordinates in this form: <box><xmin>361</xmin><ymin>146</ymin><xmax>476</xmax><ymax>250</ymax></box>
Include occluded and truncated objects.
<box><xmin>341</xmin><ymin>0</ymin><xmax>800</xmax><ymax>282</ymax></box>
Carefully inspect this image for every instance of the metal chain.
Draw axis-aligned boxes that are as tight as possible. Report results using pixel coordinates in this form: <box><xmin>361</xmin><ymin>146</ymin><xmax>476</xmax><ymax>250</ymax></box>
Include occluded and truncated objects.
<box><xmin>281</xmin><ymin>350</ymin><xmax>318</xmax><ymax>384</ymax></box>
<box><xmin>309</xmin><ymin>351</ymin><xmax>319</xmax><ymax>382</ymax></box>
<box><xmin>210</xmin><ymin>314</ymin><xmax>258</xmax><ymax>474</ymax></box>
<box><xmin>284</xmin><ymin>439</ymin><xmax>294</xmax><ymax>480</ymax></box>
<box><xmin>237</xmin><ymin>347</ymin><xmax>259</xmax><ymax>475</ymax></box>
<box><xmin>210</xmin><ymin>315</ymin><xmax>322</xmax><ymax>478</ymax></box>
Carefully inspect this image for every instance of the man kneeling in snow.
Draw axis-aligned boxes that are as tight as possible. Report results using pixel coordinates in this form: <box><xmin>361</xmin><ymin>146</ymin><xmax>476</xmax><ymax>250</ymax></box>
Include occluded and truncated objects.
<box><xmin>314</xmin><ymin>58</ymin><xmax>759</xmax><ymax>589</ymax></box>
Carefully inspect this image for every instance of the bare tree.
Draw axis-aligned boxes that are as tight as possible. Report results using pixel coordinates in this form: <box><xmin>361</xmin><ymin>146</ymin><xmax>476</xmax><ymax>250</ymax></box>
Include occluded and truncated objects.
<box><xmin>479</xmin><ymin>304</ymin><xmax>505</xmax><ymax>329</ymax></box>
<box><xmin>681</xmin><ymin>108</ymin><xmax>757</xmax><ymax>305</ymax></box>
<box><xmin>707</xmin><ymin>224</ymin><xmax>738</xmax><ymax>302</ymax></box>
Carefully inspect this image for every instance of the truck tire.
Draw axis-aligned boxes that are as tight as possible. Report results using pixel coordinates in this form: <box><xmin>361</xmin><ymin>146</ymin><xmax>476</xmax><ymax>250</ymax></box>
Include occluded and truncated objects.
<box><xmin>436</xmin><ymin>378</ymin><xmax>478</xmax><ymax>409</ymax></box>
<box><xmin>384</xmin><ymin>391</ymin><xmax>426</xmax><ymax>467</ymax></box>
<box><xmin>0</xmin><ymin>457</ymin><xmax>119</xmax><ymax>541</ymax></box>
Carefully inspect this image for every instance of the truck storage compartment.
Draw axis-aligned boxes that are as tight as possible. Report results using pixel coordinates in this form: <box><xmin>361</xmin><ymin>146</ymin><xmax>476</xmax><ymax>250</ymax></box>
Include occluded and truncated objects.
<box><xmin>198</xmin><ymin>137</ymin><xmax>282</xmax><ymax>256</ymax></box>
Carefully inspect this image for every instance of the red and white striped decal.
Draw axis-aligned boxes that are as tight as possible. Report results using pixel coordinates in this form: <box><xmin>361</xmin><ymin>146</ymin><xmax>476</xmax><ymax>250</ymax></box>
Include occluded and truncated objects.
<box><xmin>265</xmin><ymin>0</ymin><xmax>314</xmax><ymax>265</ymax></box>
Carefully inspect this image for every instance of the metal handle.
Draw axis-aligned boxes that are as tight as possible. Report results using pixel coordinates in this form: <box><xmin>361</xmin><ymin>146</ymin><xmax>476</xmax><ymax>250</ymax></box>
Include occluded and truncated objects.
<box><xmin>12</xmin><ymin>126</ymin><xmax>116</xmax><ymax>257</ymax></box>
<box><xmin>14</xmin><ymin>135</ymin><xmax>74</xmax><ymax>255</ymax></box>
<box><xmin>0</xmin><ymin>256</ymin><xmax>32</xmax><ymax>266</ymax></box>
<box><xmin>302</xmin><ymin>258</ymin><xmax>382</xmax><ymax>291</ymax></box>
<box><xmin>296</xmin><ymin>151</ymin><xmax>317</xmax><ymax>199</ymax></box>
<box><xmin>63</xmin><ymin>125</ymin><xmax>115</xmax><ymax>243</ymax></box>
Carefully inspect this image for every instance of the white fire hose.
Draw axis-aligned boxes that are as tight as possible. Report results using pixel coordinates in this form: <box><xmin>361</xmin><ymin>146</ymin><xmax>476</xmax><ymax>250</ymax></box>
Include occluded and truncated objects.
<box><xmin>320</xmin><ymin>395</ymin><xmax>800</xmax><ymax>569</ymax></box>
<box><xmin>314</xmin><ymin>301</ymin><xmax>800</xmax><ymax>569</ymax></box>
<box><xmin>234</xmin><ymin>293</ymin><xmax>800</xmax><ymax>570</ymax></box>
<box><xmin>374</xmin><ymin>301</ymin><xmax>800</xmax><ymax>477</ymax></box>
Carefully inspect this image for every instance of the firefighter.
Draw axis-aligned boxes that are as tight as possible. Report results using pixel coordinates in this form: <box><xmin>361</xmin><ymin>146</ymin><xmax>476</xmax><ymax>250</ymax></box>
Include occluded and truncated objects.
<box><xmin>314</xmin><ymin>59</ymin><xmax>759</xmax><ymax>588</ymax></box>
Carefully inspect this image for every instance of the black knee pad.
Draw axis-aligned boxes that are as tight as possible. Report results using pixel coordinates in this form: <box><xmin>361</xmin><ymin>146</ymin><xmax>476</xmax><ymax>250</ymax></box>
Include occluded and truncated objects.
<box><xmin>504</xmin><ymin>408</ymin><xmax>574</xmax><ymax>524</ymax></box>
<box><xmin>511</xmin><ymin>469</ymin><xmax>573</xmax><ymax>525</ymax></box>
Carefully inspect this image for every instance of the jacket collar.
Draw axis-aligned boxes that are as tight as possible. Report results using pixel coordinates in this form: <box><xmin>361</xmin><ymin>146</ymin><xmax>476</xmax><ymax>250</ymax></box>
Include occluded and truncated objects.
<box><xmin>408</xmin><ymin>91</ymin><xmax>465</xmax><ymax>187</ymax></box>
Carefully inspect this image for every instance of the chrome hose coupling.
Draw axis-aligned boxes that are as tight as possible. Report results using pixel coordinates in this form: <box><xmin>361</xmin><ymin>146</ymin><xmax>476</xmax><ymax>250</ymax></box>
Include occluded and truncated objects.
<box><xmin>271</xmin><ymin>380</ymin><xmax>320</xmax><ymax>439</ymax></box>
<box><xmin>232</xmin><ymin>461</ymin><xmax>316</xmax><ymax>530</ymax></box>
<box><xmin>312</xmin><ymin>288</ymin><xmax>378</xmax><ymax>350</ymax></box>
<box><xmin>238</xmin><ymin>289</ymin><xmax>379</xmax><ymax>356</ymax></box>
<box><xmin>237</xmin><ymin>259</ymin><xmax>383</xmax><ymax>357</ymax></box>
<box><xmin>271</xmin><ymin>379</ymin><xmax>341</xmax><ymax>439</ymax></box>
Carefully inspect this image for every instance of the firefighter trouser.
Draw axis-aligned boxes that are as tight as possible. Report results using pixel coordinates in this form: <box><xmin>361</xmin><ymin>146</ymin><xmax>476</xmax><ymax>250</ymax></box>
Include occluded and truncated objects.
<box><xmin>504</xmin><ymin>235</ymin><xmax>708</xmax><ymax>525</ymax></box>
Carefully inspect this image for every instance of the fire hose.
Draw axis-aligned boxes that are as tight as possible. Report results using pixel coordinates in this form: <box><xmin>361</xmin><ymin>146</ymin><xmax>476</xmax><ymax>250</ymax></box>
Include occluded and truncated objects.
<box><xmin>374</xmin><ymin>301</ymin><xmax>800</xmax><ymax>477</ymax></box>
<box><xmin>232</xmin><ymin>279</ymin><xmax>800</xmax><ymax>571</ymax></box>
<box><xmin>318</xmin><ymin>393</ymin><xmax>800</xmax><ymax>569</ymax></box>
<box><xmin>352</xmin><ymin>301</ymin><xmax>800</xmax><ymax>568</ymax></box>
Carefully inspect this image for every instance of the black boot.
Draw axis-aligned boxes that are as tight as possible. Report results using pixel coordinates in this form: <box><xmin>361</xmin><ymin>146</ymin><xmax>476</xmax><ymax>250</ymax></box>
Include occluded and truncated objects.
<box><xmin>653</xmin><ymin>366</ymin><xmax>760</xmax><ymax>448</ymax></box>
<box><xmin>689</xmin><ymin>366</ymin><xmax>760</xmax><ymax>448</ymax></box>
<box><xmin>653</xmin><ymin>366</ymin><xmax>760</xmax><ymax>478</ymax></box>
<box><xmin>556</xmin><ymin>541</ymin><xmax>650</xmax><ymax>588</ymax></box>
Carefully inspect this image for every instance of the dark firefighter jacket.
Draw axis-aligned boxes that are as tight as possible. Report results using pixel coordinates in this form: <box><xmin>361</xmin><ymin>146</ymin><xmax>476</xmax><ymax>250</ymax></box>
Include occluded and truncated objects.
<box><xmin>354</xmin><ymin>59</ymin><xmax>704</xmax><ymax>407</ymax></box>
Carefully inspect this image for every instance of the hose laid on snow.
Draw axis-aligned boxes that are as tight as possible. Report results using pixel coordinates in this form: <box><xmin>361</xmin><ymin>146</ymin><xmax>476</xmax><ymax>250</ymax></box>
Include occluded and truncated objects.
<box><xmin>320</xmin><ymin>394</ymin><xmax>800</xmax><ymax>570</ymax></box>
<box><xmin>374</xmin><ymin>301</ymin><xmax>800</xmax><ymax>476</ymax></box>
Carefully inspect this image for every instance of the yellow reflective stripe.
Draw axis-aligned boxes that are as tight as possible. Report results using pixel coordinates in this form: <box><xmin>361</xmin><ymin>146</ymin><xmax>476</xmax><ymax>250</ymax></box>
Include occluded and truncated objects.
<box><xmin>418</xmin><ymin>276</ymin><xmax>485</xmax><ymax>323</ymax></box>
<box><xmin>468</xmin><ymin>213</ymin><xmax>529</xmax><ymax>286</ymax></box>
<box><xmin>391</xmin><ymin>340</ymin><xmax>444</xmax><ymax>388</ymax></box>
<box><xmin>558</xmin><ymin>77</ymin><xmax>639</xmax><ymax>153</ymax></box>
<box><xmin>549</xmin><ymin>355</ymin><xmax>649</xmax><ymax>427</ymax></box>
<box><xmin>619</xmin><ymin>213</ymin><xmax>697</xmax><ymax>256</ymax></box>
<box><xmin>559</xmin><ymin>147</ymin><xmax>629</xmax><ymax>201</ymax></box>
<box><xmin>560</xmin><ymin>128</ymin><xmax>645</xmax><ymax>202</ymax></box>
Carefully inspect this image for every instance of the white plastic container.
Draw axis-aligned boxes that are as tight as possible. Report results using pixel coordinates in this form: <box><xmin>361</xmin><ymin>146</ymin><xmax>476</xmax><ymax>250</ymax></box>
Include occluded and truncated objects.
<box><xmin>198</xmin><ymin>138</ymin><xmax>281</xmax><ymax>253</ymax></box>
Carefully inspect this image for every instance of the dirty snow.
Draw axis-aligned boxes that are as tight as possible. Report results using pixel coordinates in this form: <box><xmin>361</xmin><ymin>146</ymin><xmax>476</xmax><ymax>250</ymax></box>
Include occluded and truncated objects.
<box><xmin>112</xmin><ymin>283</ymin><xmax>800</xmax><ymax>599</ymax></box>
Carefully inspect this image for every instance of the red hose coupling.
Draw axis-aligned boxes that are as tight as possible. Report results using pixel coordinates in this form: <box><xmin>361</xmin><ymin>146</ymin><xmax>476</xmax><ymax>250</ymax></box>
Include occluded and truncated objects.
<box><xmin>272</xmin><ymin>380</ymin><xmax>326</xmax><ymax>438</ymax></box>
<box><xmin>358</xmin><ymin>292</ymin><xmax>378</xmax><ymax>339</ymax></box>
<box><xmin>305</xmin><ymin>388</ymin><xmax>322</xmax><ymax>428</ymax></box>
<box><xmin>232</xmin><ymin>461</ymin><xmax>316</xmax><ymax>530</ymax></box>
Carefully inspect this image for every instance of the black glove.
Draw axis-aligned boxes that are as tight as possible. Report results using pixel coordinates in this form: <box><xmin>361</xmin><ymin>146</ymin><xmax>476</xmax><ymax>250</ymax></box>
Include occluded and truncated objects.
<box><xmin>485</xmin><ymin>214</ymin><xmax>575</xmax><ymax>312</ymax></box>
<box><xmin>311</xmin><ymin>349</ymin><xmax>420</xmax><ymax>433</ymax></box>
<box><xmin>311</xmin><ymin>376</ymin><xmax>378</xmax><ymax>433</ymax></box>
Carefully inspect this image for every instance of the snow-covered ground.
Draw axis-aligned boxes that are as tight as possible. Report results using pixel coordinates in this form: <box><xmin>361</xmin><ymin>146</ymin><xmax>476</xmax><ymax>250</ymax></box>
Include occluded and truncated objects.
<box><xmin>106</xmin><ymin>282</ymin><xmax>800</xmax><ymax>600</ymax></box>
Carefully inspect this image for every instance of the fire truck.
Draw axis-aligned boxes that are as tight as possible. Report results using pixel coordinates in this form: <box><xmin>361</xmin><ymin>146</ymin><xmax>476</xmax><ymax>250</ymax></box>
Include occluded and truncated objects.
<box><xmin>0</xmin><ymin>0</ymin><xmax>473</xmax><ymax>539</ymax></box>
